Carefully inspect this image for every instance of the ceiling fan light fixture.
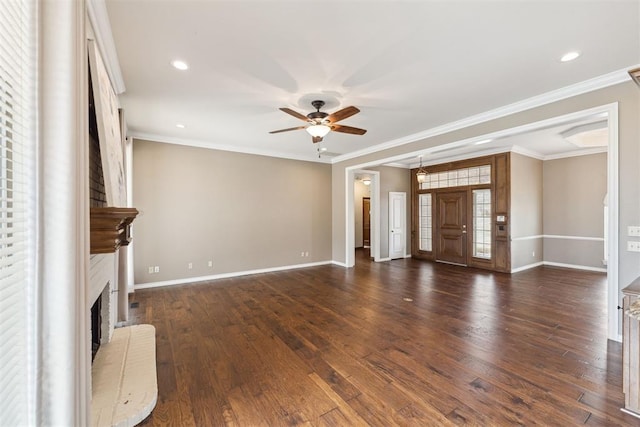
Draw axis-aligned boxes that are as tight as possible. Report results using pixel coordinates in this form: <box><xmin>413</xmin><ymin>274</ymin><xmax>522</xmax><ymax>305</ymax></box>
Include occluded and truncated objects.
<box><xmin>306</xmin><ymin>124</ymin><xmax>331</xmax><ymax>138</ymax></box>
<box><xmin>270</xmin><ymin>101</ymin><xmax>365</xmax><ymax>142</ymax></box>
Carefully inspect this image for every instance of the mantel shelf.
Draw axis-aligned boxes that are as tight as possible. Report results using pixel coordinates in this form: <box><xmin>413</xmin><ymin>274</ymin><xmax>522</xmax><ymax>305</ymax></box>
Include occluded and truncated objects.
<box><xmin>90</xmin><ymin>207</ymin><xmax>139</xmax><ymax>254</ymax></box>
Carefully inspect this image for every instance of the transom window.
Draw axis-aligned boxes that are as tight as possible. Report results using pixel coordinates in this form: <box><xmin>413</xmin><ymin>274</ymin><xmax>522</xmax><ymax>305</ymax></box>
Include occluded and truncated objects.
<box><xmin>419</xmin><ymin>165</ymin><xmax>491</xmax><ymax>190</ymax></box>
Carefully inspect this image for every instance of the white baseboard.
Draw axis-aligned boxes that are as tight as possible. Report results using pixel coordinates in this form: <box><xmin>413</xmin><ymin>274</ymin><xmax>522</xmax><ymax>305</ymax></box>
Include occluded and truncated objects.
<box><xmin>511</xmin><ymin>261</ymin><xmax>606</xmax><ymax>273</ymax></box>
<box><xmin>375</xmin><ymin>254</ymin><xmax>412</xmax><ymax>262</ymax></box>
<box><xmin>331</xmin><ymin>260</ymin><xmax>349</xmax><ymax>268</ymax></box>
<box><xmin>543</xmin><ymin>261</ymin><xmax>607</xmax><ymax>273</ymax></box>
<box><xmin>135</xmin><ymin>260</ymin><xmax>334</xmax><ymax>290</ymax></box>
<box><xmin>511</xmin><ymin>262</ymin><xmax>544</xmax><ymax>273</ymax></box>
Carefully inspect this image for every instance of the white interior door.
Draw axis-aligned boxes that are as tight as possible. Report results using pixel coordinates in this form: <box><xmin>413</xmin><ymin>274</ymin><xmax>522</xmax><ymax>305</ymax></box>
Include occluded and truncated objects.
<box><xmin>389</xmin><ymin>192</ymin><xmax>406</xmax><ymax>259</ymax></box>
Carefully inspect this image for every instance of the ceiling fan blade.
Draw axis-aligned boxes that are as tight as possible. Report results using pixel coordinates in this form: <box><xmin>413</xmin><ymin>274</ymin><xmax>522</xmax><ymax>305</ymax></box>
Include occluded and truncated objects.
<box><xmin>312</xmin><ymin>136</ymin><xmax>323</xmax><ymax>143</ymax></box>
<box><xmin>327</xmin><ymin>106</ymin><xmax>360</xmax><ymax>123</ymax></box>
<box><xmin>331</xmin><ymin>124</ymin><xmax>367</xmax><ymax>135</ymax></box>
<box><xmin>280</xmin><ymin>107</ymin><xmax>309</xmax><ymax>122</ymax></box>
<box><xmin>269</xmin><ymin>126</ymin><xmax>306</xmax><ymax>134</ymax></box>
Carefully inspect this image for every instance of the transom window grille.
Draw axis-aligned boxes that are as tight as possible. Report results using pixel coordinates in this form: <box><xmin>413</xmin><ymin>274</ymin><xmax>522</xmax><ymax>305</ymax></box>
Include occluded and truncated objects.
<box><xmin>419</xmin><ymin>165</ymin><xmax>491</xmax><ymax>190</ymax></box>
<box><xmin>473</xmin><ymin>189</ymin><xmax>492</xmax><ymax>259</ymax></box>
<box><xmin>418</xmin><ymin>193</ymin><xmax>432</xmax><ymax>251</ymax></box>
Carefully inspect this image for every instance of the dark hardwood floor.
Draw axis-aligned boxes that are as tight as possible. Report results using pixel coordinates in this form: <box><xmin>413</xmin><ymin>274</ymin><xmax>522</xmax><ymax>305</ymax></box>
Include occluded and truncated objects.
<box><xmin>129</xmin><ymin>250</ymin><xmax>637</xmax><ymax>426</ymax></box>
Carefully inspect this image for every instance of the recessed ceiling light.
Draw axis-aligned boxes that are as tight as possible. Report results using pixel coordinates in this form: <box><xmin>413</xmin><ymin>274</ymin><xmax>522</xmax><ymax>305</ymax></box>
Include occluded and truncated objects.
<box><xmin>474</xmin><ymin>138</ymin><xmax>493</xmax><ymax>145</ymax></box>
<box><xmin>176</xmin><ymin>123</ymin><xmax>185</xmax><ymax>128</ymax></box>
<box><xmin>561</xmin><ymin>51</ymin><xmax>580</xmax><ymax>62</ymax></box>
<box><xmin>171</xmin><ymin>60</ymin><xmax>189</xmax><ymax>70</ymax></box>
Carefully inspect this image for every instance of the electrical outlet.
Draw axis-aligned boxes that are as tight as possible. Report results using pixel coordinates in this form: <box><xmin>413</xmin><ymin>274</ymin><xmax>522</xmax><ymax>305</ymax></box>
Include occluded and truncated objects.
<box><xmin>148</xmin><ymin>266</ymin><xmax>153</xmax><ymax>274</ymax></box>
<box><xmin>188</xmin><ymin>262</ymin><xmax>193</xmax><ymax>269</ymax></box>
<box><xmin>301</xmin><ymin>251</ymin><xmax>305</xmax><ymax>257</ymax></box>
<box><xmin>208</xmin><ymin>260</ymin><xmax>213</xmax><ymax>267</ymax></box>
<box><xmin>629</xmin><ymin>226</ymin><xmax>640</xmax><ymax>237</ymax></box>
<box><xmin>532</xmin><ymin>251</ymin><xmax>535</xmax><ymax>257</ymax></box>
<box><xmin>628</xmin><ymin>241</ymin><xmax>640</xmax><ymax>252</ymax></box>
<box><xmin>305</xmin><ymin>252</ymin><xmax>309</xmax><ymax>257</ymax></box>
<box><xmin>154</xmin><ymin>266</ymin><xmax>160</xmax><ymax>273</ymax></box>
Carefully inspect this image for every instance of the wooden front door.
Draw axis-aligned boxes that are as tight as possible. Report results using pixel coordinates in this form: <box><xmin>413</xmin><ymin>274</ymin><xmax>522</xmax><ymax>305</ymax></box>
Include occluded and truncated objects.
<box><xmin>363</xmin><ymin>197</ymin><xmax>371</xmax><ymax>247</ymax></box>
<box><xmin>436</xmin><ymin>191</ymin><xmax>467</xmax><ymax>265</ymax></box>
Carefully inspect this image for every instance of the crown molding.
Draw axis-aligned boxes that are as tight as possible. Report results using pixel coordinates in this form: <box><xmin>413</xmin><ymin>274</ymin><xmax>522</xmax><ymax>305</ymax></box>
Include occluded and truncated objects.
<box><xmin>543</xmin><ymin>146</ymin><xmax>607</xmax><ymax>161</ymax></box>
<box><xmin>129</xmin><ymin>131</ymin><xmax>332</xmax><ymax>164</ymax></box>
<box><xmin>399</xmin><ymin>143</ymin><xmax>608</xmax><ymax>169</ymax></box>
<box><xmin>381</xmin><ymin>162</ymin><xmax>411</xmax><ymax>169</ymax></box>
<box><xmin>331</xmin><ymin>66</ymin><xmax>636</xmax><ymax>164</ymax></box>
<box><xmin>87</xmin><ymin>0</ymin><xmax>126</xmax><ymax>94</ymax></box>
<box><xmin>413</xmin><ymin>145</ymin><xmax>528</xmax><ymax>168</ymax></box>
<box><xmin>630</xmin><ymin>67</ymin><xmax>640</xmax><ymax>87</ymax></box>
<box><xmin>510</xmin><ymin>145</ymin><xmax>545</xmax><ymax>160</ymax></box>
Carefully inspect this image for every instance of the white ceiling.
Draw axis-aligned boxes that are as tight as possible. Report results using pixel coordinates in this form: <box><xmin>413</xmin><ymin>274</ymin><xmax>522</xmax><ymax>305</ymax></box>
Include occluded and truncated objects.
<box><xmin>104</xmin><ymin>0</ymin><xmax>640</xmax><ymax>163</ymax></box>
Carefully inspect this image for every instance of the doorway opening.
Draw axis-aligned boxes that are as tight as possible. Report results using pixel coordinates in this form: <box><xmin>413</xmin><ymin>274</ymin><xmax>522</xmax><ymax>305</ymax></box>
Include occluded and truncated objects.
<box><xmin>351</xmin><ymin>170</ymin><xmax>380</xmax><ymax>263</ymax></box>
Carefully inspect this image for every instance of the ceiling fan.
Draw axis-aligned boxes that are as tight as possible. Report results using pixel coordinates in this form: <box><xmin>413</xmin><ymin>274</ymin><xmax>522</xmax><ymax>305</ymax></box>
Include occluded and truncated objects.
<box><xmin>269</xmin><ymin>100</ymin><xmax>367</xmax><ymax>143</ymax></box>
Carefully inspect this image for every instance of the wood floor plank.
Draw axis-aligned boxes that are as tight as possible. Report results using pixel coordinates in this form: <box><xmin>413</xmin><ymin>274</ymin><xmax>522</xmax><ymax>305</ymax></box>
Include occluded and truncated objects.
<box><xmin>308</xmin><ymin>372</ymin><xmax>369</xmax><ymax>425</ymax></box>
<box><xmin>130</xmin><ymin>249</ymin><xmax>637</xmax><ymax>426</ymax></box>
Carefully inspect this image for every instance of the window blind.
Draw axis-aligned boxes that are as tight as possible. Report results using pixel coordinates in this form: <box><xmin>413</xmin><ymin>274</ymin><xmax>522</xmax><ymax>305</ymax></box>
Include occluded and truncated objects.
<box><xmin>0</xmin><ymin>1</ymin><xmax>37</xmax><ymax>425</ymax></box>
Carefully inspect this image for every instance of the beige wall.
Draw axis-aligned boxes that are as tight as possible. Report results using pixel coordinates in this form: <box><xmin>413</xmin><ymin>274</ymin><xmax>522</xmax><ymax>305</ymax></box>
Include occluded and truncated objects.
<box><xmin>511</xmin><ymin>153</ymin><xmax>543</xmax><ymax>269</ymax></box>
<box><xmin>331</xmin><ymin>81</ymin><xmax>640</xmax><ymax>326</ymax></box>
<box><xmin>543</xmin><ymin>153</ymin><xmax>607</xmax><ymax>268</ymax></box>
<box><xmin>132</xmin><ymin>139</ymin><xmax>332</xmax><ymax>284</ymax></box>
<box><xmin>543</xmin><ymin>153</ymin><xmax>607</xmax><ymax>237</ymax></box>
<box><xmin>510</xmin><ymin>152</ymin><xmax>607</xmax><ymax>270</ymax></box>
